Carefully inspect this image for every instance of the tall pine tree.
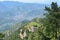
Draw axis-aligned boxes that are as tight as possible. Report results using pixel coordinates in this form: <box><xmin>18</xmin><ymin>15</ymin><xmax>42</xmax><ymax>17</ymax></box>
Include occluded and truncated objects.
<box><xmin>44</xmin><ymin>2</ymin><xmax>60</xmax><ymax>40</ymax></box>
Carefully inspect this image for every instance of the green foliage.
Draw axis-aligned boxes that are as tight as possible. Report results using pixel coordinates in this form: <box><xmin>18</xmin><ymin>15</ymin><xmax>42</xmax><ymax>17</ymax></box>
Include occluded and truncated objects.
<box><xmin>0</xmin><ymin>33</ymin><xmax>5</xmax><ymax>38</ymax></box>
<box><xmin>44</xmin><ymin>2</ymin><xmax>60</xmax><ymax>40</ymax></box>
<box><xmin>5</xmin><ymin>20</ymin><xmax>45</xmax><ymax>40</ymax></box>
<box><xmin>0</xmin><ymin>33</ymin><xmax>5</xmax><ymax>40</ymax></box>
<box><xmin>2</xmin><ymin>2</ymin><xmax>60</xmax><ymax>40</ymax></box>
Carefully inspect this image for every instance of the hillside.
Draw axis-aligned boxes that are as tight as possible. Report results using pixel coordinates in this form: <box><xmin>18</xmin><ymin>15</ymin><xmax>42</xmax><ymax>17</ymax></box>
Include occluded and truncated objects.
<box><xmin>0</xmin><ymin>2</ymin><xmax>60</xmax><ymax>40</ymax></box>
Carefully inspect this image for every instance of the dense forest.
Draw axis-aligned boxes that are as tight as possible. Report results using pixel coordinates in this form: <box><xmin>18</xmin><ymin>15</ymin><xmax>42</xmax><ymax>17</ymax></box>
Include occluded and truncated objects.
<box><xmin>0</xmin><ymin>2</ymin><xmax>60</xmax><ymax>40</ymax></box>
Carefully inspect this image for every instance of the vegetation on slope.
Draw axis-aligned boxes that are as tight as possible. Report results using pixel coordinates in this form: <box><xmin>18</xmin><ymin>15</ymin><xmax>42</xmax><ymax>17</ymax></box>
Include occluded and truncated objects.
<box><xmin>0</xmin><ymin>2</ymin><xmax>60</xmax><ymax>40</ymax></box>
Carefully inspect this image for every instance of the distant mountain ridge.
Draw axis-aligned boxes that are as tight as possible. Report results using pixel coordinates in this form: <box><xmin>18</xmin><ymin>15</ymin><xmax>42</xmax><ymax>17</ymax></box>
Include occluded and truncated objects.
<box><xmin>0</xmin><ymin>1</ymin><xmax>46</xmax><ymax>32</ymax></box>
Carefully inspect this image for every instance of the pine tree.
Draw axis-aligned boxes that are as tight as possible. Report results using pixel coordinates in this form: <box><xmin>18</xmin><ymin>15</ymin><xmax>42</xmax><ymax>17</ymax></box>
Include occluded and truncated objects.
<box><xmin>44</xmin><ymin>2</ymin><xmax>60</xmax><ymax>40</ymax></box>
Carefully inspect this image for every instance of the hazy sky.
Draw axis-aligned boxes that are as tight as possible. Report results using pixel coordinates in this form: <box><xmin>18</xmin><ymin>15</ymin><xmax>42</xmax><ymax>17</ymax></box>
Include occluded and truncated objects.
<box><xmin>0</xmin><ymin>0</ymin><xmax>60</xmax><ymax>4</ymax></box>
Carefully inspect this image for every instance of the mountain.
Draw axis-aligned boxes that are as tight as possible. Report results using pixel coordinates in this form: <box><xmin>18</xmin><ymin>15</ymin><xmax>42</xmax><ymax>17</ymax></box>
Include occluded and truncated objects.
<box><xmin>0</xmin><ymin>1</ymin><xmax>46</xmax><ymax>32</ymax></box>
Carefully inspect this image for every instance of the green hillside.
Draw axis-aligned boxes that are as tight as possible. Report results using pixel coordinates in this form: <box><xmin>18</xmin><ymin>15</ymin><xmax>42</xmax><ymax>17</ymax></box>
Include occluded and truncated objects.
<box><xmin>0</xmin><ymin>2</ymin><xmax>60</xmax><ymax>40</ymax></box>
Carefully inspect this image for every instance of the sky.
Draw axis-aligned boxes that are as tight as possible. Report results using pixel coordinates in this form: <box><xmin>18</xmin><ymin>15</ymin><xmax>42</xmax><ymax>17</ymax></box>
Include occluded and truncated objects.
<box><xmin>0</xmin><ymin>0</ymin><xmax>60</xmax><ymax>4</ymax></box>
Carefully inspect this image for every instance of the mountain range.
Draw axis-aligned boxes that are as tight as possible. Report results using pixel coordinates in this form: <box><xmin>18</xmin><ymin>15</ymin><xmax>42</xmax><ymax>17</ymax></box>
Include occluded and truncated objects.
<box><xmin>0</xmin><ymin>1</ymin><xmax>47</xmax><ymax>32</ymax></box>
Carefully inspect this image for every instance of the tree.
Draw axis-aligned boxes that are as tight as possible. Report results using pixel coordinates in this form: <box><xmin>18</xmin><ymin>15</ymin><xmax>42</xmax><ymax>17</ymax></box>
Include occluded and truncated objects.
<box><xmin>44</xmin><ymin>2</ymin><xmax>60</xmax><ymax>40</ymax></box>
<box><xmin>0</xmin><ymin>33</ymin><xmax>5</xmax><ymax>40</ymax></box>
